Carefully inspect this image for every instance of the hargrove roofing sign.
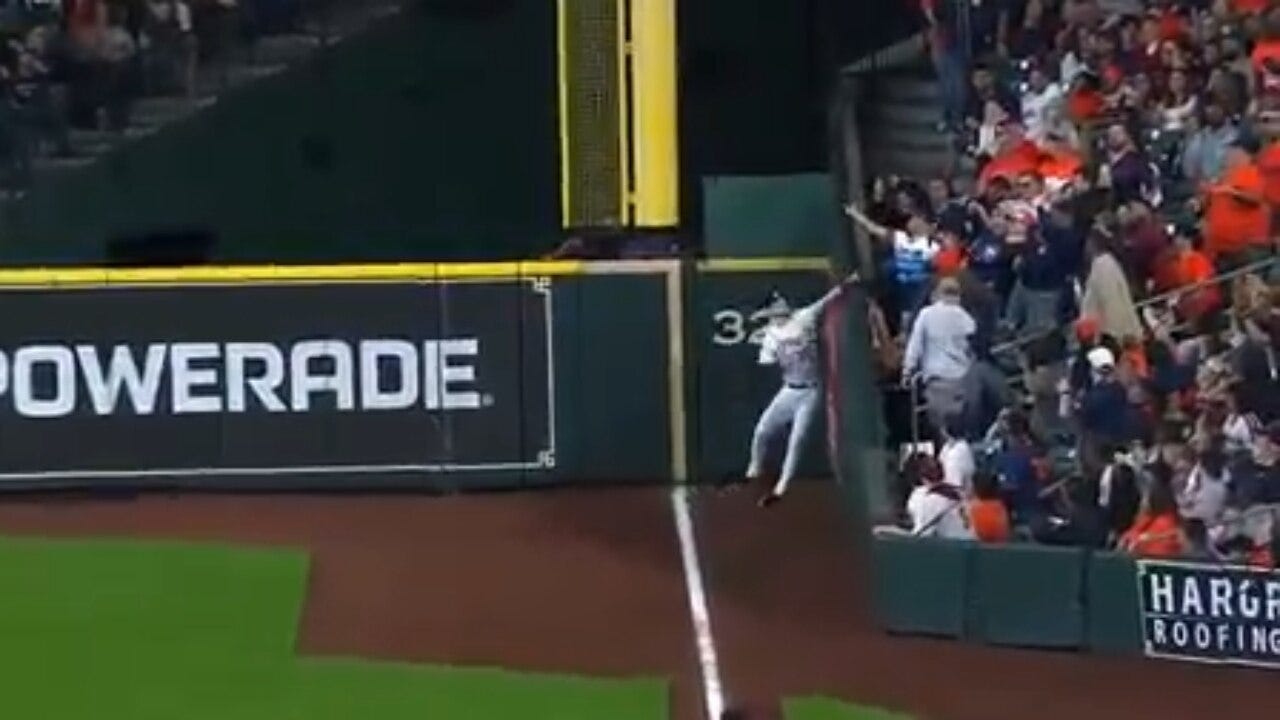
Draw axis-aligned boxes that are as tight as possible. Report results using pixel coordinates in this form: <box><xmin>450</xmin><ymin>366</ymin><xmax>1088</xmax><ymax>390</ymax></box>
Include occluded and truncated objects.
<box><xmin>1138</xmin><ymin>560</ymin><xmax>1280</xmax><ymax>669</ymax></box>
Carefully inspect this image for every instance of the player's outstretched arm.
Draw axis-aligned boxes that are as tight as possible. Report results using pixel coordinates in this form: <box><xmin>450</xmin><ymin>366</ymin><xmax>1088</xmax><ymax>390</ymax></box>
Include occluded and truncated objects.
<box><xmin>790</xmin><ymin>271</ymin><xmax>861</xmax><ymax>328</ymax></box>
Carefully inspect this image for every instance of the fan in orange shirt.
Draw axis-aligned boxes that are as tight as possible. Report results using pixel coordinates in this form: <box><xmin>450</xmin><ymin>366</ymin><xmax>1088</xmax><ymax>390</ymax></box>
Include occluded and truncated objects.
<box><xmin>1038</xmin><ymin>135</ymin><xmax>1085</xmax><ymax>195</ymax></box>
<box><xmin>968</xmin><ymin>472</ymin><xmax>1011</xmax><ymax>543</ymax></box>
<box><xmin>1118</xmin><ymin>477</ymin><xmax>1183</xmax><ymax>558</ymax></box>
<box><xmin>1151</xmin><ymin>226</ymin><xmax>1222</xmax><ymax>322</ymax></box>
<box><xmin>1155</xmin><ymin>8</ymin><xmax>1188</xmax><ymax>40</ymax></box>
<box><xmin>1258</xmin><ymin>139</ymin><xmax>1280</xmax><ymax>208</ymax></box>
<box><xmin>1201</xmin><ymin>142</ymin><xmax>1270</xmax><ymax>263</ymax></box>
<box><xmin>1252</xmin><ymin>36</ymin><xmax>1280</xmax><ymax>75</ymax></box>
<box><xmin>978</xmin><ymin>122</ymin><xmax>1044</xmax><ymax>192</ymax></box>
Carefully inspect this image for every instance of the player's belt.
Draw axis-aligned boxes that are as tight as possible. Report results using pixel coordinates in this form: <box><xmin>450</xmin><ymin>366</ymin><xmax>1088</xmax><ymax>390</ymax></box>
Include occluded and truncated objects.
<box><xmin>786</xmin><ymin>383</ymin><xmax>817</xmax><ymax>389</ymax></box>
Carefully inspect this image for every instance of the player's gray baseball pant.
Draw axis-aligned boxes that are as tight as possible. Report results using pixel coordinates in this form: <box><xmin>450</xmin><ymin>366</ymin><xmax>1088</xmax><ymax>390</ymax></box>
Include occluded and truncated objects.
<box><xmin>746</xmin><ymin>384</ymin><xmax>821</xmax><ymax>496</ymax></box>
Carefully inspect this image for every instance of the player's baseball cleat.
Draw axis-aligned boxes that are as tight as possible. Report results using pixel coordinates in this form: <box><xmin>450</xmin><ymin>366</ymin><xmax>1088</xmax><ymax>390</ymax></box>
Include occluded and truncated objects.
<box><xmin>757</xmin><ymin>492</ymin><xmax>782</xmax><ymax>508</ymax></box>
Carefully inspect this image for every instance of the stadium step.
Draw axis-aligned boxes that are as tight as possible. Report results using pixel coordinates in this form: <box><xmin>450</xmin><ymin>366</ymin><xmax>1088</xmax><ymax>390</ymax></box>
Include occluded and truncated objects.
<box><xmin>865</xmin><ymin>146</ymin><xmax>952</xmax><ymax>180</ymax></box>
<box><xmin>868</xmin><ymin>101</ymin><xmax>940</xmax><ymax>131</ymax></box>
<box><xmin>33</xmin><ymin>154</ymin><xmax>97</xmax><ymax>173</ymax></box>
<box><xmin>130</xmin><ymin>97</ymin><xmax>219</xmax><ymax>126</ymax></box>
<box><xmin>870</xmin><ymin>124</ymin><xmax>951</xmax><ymax>154</ymax></box>
<box><xmin>249</xmin><ymin>35</ymin><xmax>323</xmax><ymax>66</ymax></box>
<box><xmin>876</xmin><ymin>76</ymin><xmax>943</xmax><ymax>104</ymax></box>
<box><xmin>68</xmin><ymin>129</ymin><xmax>123</xmax><ymax>156</ymax></box>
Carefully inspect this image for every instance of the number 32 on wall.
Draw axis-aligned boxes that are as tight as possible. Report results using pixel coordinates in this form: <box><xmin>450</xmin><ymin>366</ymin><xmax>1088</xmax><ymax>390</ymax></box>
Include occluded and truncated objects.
<box><xmin>711</xmin><ymin>309</ymin><xmax>769</xmax><ymax>347</ymax></box>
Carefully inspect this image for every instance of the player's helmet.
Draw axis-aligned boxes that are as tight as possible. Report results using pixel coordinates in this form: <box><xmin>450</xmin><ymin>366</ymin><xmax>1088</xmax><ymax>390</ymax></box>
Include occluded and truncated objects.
<box><xmin>757</xmin><ymin>290</ymin><xmax>791</xmax><ymax>318</ymax></box>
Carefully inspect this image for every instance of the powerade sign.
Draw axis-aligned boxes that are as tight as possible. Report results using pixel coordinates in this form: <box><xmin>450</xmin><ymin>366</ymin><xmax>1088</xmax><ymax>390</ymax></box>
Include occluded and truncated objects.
<box><xmin>1138</xmin><ymin>560</ymin><xmax>1280</xmax><ymax>669</ymax></box>
<box><xmin>0</xmin><ymin>280</ymin><xmax>554</xmax><ymax>480</ymax></box>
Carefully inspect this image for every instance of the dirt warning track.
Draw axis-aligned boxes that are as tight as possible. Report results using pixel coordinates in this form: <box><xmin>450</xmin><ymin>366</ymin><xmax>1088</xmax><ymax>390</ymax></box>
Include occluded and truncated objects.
<box><xmin>0</xmin><ymin>483</ymin><xmax>1276</xmax><ymax>720</ymax></box>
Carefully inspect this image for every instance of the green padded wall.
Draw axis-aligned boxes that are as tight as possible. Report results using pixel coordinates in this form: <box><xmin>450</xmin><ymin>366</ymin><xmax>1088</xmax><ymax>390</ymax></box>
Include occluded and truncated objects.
<box><xmin>545</xmin><ymin>274</ymin><xmax>671</xmax><ymax>485</ymax></box>
<box><xmin>967</xmin><ymin>545</ymin><xmax>1087</xmax><ymax>649</ymax></box>
<box><xmin>872</xmin><ymin>536</ymin><xmax>970</xmax><ymax>637</ymax></box>
<box><xmin>702</xmin><ymin>174</ymin><xmax>841</xmax><ymax>258</ymax></box>
<box><xmin>1087</xmin><ymin>552</ymin><xmax>1144</xmax><ymax>656</ymax></box>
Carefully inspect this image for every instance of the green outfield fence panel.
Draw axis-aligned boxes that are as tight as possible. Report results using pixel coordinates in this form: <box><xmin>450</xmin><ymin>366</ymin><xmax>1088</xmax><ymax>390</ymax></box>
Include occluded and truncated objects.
<box><xmin>834</xmin><ymin>288</ymin><xmax>889</xmax><ymax>524</ymax></box>
<box><xmin>690</xmin><ymin>265</ymin><xmax>830</xmax><ymax>483</ymax></box>
<box><xmin>546</xmin><ymin>274</ymin><xmax>671</xmax><ymax>485</ymax></box>
<box><xmin>872</xmin><ymin>536</ymin><xmax>971</xmax><ymax>637</ymax></box>
<box><xmin>967</xmin><ymin>544</ymin><xmax>1087</xmax><ymax>649</ymax></box>
<box><xmin>702</xmin><ymin>175</ymin><xmax>841</xmax><ymax>258</ymax></box>
<box><xmin>1086</xmin><ymin>551</ymin><xmax>1144</xmax><ymax>656</ymax></box>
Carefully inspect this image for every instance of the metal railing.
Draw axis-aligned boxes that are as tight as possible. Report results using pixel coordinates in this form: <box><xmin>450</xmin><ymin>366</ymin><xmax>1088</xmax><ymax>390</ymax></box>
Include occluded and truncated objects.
<box><xmin>990</xmin><ymin>253</ymin><xmax>1279</xmax><ymax>359</ymax></box>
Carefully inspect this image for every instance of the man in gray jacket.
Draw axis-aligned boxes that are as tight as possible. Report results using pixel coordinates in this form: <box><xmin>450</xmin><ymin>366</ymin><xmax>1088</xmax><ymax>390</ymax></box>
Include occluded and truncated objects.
<box><xmin>902</xmin><ymin>277</ymin><xmax>977</xmax><ymax>438</ymax></box>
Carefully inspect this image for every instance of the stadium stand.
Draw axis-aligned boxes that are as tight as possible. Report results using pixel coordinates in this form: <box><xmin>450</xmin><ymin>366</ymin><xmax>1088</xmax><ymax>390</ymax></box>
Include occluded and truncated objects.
<box><xmin>858</xmin><ymin>0</ymin><xmax>1280</xmax><ymax>566</ymax></box>
<box><xmin>0</xmin><ymin>0</ymin><xmax>400</xmax><ymax>198</ymax></box>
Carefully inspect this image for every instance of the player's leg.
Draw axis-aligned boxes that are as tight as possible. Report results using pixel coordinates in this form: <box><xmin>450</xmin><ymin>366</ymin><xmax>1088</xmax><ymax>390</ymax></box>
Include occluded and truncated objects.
<box><xmin>746</xmin><ymin>387</ymin><xmax>796</xmax><ymax>480</ymax></box>
<box><xmin>760</xmin><ymin>387</ymin><xmax>820</xmax><ymax>506</ymax></box>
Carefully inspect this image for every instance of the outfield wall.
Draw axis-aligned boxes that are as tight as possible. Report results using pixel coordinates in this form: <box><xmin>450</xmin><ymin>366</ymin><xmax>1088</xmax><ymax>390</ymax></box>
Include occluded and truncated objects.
<box><xmin>871</xmin><ymin>533</ymin><xmax>1280</xmax><ymax>670</ymax></box>
<box><xmin>0</xmin><ymin>259</ymin><xmax>829</xmax><ymax>490</ymax></box>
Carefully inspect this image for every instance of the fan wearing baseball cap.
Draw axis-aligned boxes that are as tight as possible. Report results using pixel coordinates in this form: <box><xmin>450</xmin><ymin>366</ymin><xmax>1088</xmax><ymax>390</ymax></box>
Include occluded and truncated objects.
<box><xmin>1078</xmin><ymin>345</ymin><xmax>1137</xmax><ymax>478</ymax></box>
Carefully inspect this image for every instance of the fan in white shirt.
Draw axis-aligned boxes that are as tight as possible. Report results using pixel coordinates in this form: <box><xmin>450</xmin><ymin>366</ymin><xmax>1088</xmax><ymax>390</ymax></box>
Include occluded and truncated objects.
<box><xmin>1178</xmin><ymin>449</ymin><xmax>1230</xmax><ymax>526</ymax></box>
<box><xmin>938</xmin><ymin>417</ymin><xmax>975</xmax><ymax>494</ymax></box>
<box><xmin>901</xmin><ymin>453</ymin><xmax>974</xmax><ymax>540</ymax></box>
<box><xmin>906</xmin><ymin>479</ymin><xmax>974</xmax><ymax>540</ymax></box>
<box><xmin>1021</xmin><ymin>67</ymin><xmax>1066</xmax><ymax>144</ymax></box>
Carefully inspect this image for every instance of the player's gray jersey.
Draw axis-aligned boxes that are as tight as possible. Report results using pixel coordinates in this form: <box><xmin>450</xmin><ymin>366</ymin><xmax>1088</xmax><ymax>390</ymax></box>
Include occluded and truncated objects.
<box><xmin>757</xmin><ymin>301</ymin><xmax>823</xmax><ymax>387</ymax></box>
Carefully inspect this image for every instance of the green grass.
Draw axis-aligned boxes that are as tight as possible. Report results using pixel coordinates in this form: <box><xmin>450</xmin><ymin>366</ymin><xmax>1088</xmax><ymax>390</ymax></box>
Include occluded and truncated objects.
<box><xmin>0</xmin><ymin>536</ymin><xmax>665</xmax><ymax>719</ymax></box>
<box><xmin>785</xmin><ymin>696</ymin><xmax>914</xmax><ymax>720</ymax></box>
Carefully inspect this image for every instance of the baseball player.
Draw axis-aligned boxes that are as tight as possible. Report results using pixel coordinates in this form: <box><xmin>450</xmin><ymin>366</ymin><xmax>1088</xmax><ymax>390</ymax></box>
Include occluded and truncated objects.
<box><xmin>746</xmin><ymin>271</ymin><xmax>860</xmax><ymax>507</ymax></box>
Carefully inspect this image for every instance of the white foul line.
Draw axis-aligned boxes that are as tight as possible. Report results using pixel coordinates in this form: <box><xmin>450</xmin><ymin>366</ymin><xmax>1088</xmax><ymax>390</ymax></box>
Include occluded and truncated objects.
<box><xmin>670</xmin><ymin>485</ymin><xmax>726</xmax><ymax>719</ymax></box>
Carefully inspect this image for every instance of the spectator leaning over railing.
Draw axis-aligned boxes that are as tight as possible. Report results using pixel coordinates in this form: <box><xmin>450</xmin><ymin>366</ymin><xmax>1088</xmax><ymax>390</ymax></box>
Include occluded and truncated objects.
<box><xmin>845</xmin><ymin>201</ymin><xmax>939</xmax><ymax>330</ymax></box>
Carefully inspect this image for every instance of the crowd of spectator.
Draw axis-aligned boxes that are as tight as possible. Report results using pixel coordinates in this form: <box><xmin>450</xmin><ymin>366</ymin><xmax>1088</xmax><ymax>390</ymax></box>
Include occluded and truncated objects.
<box><xmin>0</xmin><ymin>0</ymin><xmax>309</xmax><ymax>191</ymax></box>
<box><xmin>863</xmin><ymin>0</ymin><xmax>1280</xmax><ymax>565</ymax></box>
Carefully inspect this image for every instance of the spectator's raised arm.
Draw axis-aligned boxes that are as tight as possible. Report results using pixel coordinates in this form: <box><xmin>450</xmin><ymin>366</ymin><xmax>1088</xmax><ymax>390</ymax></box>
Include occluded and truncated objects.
<box><xmin>843</xmin><ymin>202</ymin><xmax>891</xmax><ymax>240</ymax></box>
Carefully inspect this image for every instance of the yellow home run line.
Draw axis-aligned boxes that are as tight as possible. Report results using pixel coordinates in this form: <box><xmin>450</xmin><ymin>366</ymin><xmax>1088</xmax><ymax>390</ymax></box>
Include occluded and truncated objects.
<box><xmin>696</xmin><ymin>257</ymin><xmax>830</xmax><ymax>273</ymax></box>
<box><xmin>0</xmin><ymin>258</ymin><xmax>829</xmax><ymax>287</ymax></box>
<box><xmin>0</xmin><ymin>261</ymin><xmax>587</xmax><ymax>287</ymax></box>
